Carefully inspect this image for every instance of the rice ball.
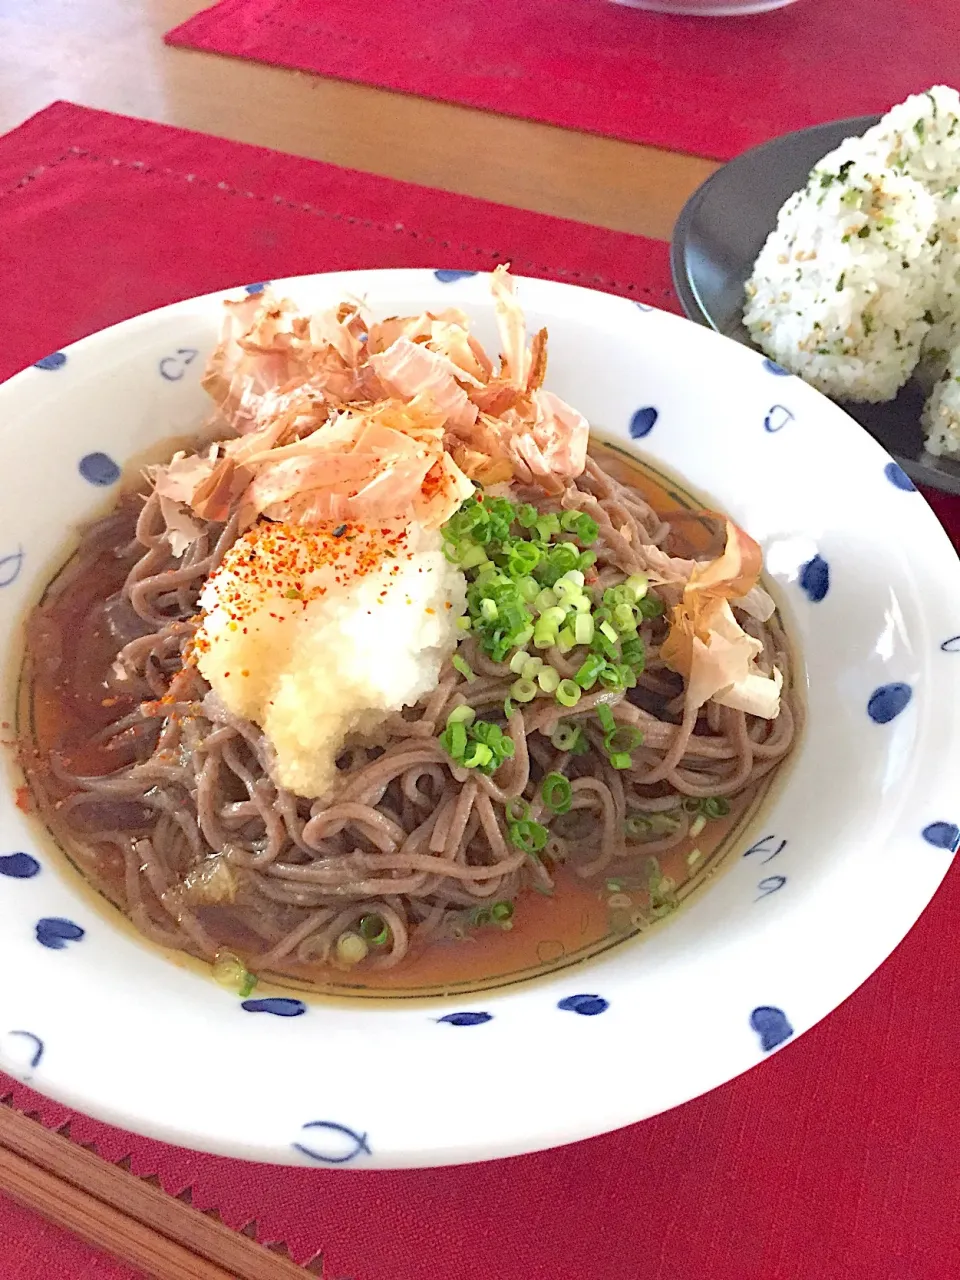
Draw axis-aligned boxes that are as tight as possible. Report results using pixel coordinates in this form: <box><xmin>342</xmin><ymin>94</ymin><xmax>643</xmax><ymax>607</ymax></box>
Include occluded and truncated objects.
<box><xmin>744</xmin><ymin>150</ymin><xmax>939</xmax><ymax>403</ymax></box>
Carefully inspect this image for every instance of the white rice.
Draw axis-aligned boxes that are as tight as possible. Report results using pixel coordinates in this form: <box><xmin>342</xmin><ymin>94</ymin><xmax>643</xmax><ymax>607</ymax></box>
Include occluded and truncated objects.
<box><xmin>859</xmin><ymin>86</ymin><xmax>960</xmax><ymax>194</ymax></box>
<box><xmin>921</xmin><ymin>347</ymin><xmax>960</xmax><ymax>456</ymax></box>
<box><xmin>744</xmin><ymin>148</ymin><xmax>939</xmax><ymax>402</ymax></box>
<box><xmin>917</xmin><ymin>190</ymin><xmax>960</xmax><ymax>391</ymax></box>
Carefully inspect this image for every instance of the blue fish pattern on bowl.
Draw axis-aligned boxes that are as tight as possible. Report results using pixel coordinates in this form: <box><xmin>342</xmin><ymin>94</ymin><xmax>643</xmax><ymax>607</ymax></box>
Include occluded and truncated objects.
<box><xmin>867</xmin><ymin>683</ymin><xmax>913</xmax><ymax>724</ymax></box>
<box><xmin>0</xmin><ymin>852</ymin><xmax>40</xmax><ymax>879</ymax></box>
<box><xmin>35</xmin><ymin>918</ymin><xmax>85</xmax><ymax>950</ymax></box>
<box><xmin>294</xmin><ymin>1121</ymin><xmax>371</xmax><ymax>1164</ymax></box>
<box><xmin>241</xmin><ymin>998</ymin><xmax>306</xmax><ymax>1017</ymax></box>
<box><xmin>750</xmin><ymin>1006</ymin><xmax>793</xmax><ymax>1052</ymax></box>
<box><xmin>629</xmin><ymin>406</ymin><xmax>658</xmax><ymax>438</ymax></box>
<box><xmin>79</xmin><ymin>453</ymin><xmax>121</xmax><ymax>487</ymax></box>
<box><xmin>884</xmin><ymin>461</ymin><xmax>916</xmax><ymax>491</ymax></box>
<box><xmin>558</xmin><ymin>994</ymin><xmax>609</xmax><ymax>1016</ymax></box>
<box><xmin>34</xmin><ymin>352</ymin><xmax>67</xmax><ymax>371</ymax></box>
<box><xmin>0</xmin><ymin>548</ymin><xmax>25</xmax><ymax>589</ymax></box>
<box><xmin>764</xmin><ymin>404</ymin><xmax>794</xmax><ymax>433</ymax></box>
<box><xmin>434</xmin><ymin>270</ymin><xmax>478</xmax><ymax>283</ymax></box>
<box><xmin>922</xmin><ymin>822</ymin><xmax>960</xmax><ymax>852</ymax></box>
<box><xmin>798</xmin><ymin>554</ymin><xmax>830</xmax><ymax>602</ymax></box>
<box><xmin>437</xmin><ymin>1011</ymin><xmax>492</xmax><ymax>1027</ymax></box>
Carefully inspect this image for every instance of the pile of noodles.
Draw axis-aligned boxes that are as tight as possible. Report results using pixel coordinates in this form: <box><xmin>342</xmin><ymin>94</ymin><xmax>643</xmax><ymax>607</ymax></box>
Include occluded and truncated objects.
<box><xmin>22</xmin><ymin>452</ymin><xmax>799</xmax><ymax>977</ymax></box>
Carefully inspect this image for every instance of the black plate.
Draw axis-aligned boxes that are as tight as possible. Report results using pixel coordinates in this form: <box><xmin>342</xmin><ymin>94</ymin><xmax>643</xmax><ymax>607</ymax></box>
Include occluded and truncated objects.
<box><xmin>671</xmin><ymin>115</ymin><xmax>960</xmax><ymax>497</ymax></box>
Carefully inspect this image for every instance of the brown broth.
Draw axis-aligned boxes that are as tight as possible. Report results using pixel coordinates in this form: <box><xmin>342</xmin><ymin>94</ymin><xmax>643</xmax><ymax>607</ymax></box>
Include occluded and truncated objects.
<box><xmin>16</xmin><ymin>440</ymin><xmax>792</xmax><ymax>1001</ymax></box>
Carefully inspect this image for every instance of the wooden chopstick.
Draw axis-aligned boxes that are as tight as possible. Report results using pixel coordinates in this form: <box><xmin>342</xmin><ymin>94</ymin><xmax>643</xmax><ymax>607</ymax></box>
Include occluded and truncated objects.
<box><xmin>0</xmin><ymin>1095</ymin><xmax>319</xmax><ymax>1278</ymax></box>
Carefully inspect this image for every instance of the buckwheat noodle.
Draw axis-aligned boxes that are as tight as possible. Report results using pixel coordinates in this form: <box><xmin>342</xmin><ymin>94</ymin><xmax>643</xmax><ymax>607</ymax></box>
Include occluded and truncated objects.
<box><xmin>21</xmin><ymin>454</ymin><xmax>799</xmax><ymax>975</ymax></box>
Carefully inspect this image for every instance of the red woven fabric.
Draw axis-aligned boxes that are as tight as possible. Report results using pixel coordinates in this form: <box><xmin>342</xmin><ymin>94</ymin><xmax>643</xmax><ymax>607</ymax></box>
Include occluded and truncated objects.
<box><xmin>1</xmin><ymin>102</ymin><xmax>959</xmax><ymax>1280</ymax></box>
<box><xmin>165</xmin><ymin>0</ymin><xmax>960</xmax><ymax>161</ymax></box>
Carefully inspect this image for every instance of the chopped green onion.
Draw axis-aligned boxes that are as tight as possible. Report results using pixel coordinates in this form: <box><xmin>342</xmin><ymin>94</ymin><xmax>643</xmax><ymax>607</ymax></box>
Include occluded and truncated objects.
<box><xmin>554</xmin><ymin>578</ymin><xmax>582</xmax><ymax>604</ymax></box>
<box><xmin>452</xmin><ymin>655</ymin><xmax>476</xmax><ymax>682</ymax></box>
<box><xmin>511</xmin><ymin>678</ymin><xmax>538</xmax><ymax>703</ymax></box>
<box><xmin>336</xmin><ymin>931</ymin><xmax>369</xmax><ymax>966</ymax></box>
<box><xmin>507</xmin><ymin>818</ymin><xmax>549</xmax><ymax>854</ymax></box>
<box><xmin>518</xmin><ymin>575</ymin><xmax>540</xmax><ymax>602</ymax></box>
<box><xmin>638</xmin><ymin>594</ymin><xmax>665</xmax><ymax>619</ymax></box>
<box><xmin>517</xmin><ymin>503</ymin><xmax>539</xmax><ymax>528</ymax></box>
<box><xmin>508</xmin><ymin>542</ymin><xmax>541</xmax><ymax>575</ymax></box>
<box><xmin>609</xmin><ymin>752</ymin><xmax>632</xmax><ymax>770</ymax></box>
<box><xmin>556</xmin><ymin>626</ymin><xmax>576</xmax><ymax>653</ymax></box>
<box><xmin>647</xmin><ymin>812</ymin><xmax>682</xmax><ymax>834</ymax></box>
<box><xmin>238</xmin><ymin>971</ymin><xmax>257</xmax><ymax>999</ymax></box>
<box><xmin>556</xmin><ymin>679</ymin><xmax>582</xmax><ymax>707</ymax></box>
<box><xmin>533</xmin><ymin>624</ymin><xmax>558</xmax><ymax>650</ymax></box>
<box><xmin>701</xmin><ymin>796</ymin><xmax>731</xmax><ymax>819</ymax></box>
<box><xmin>613</xmin><ymin>603</ymin><xmax>638</xmax><ymax>632</ymax></box>
<box><xmin>605</xmin><ymin>725</ymin><xmax>644</xmax><ymax>754</ymax></box>
<box><xmin>491</xmin><ymin>900</ymin><xmax>514</xmax><ymax>921</ymax></box>
<box><xmin>521</xmin><ymin>655</ymin><xmax>544</xmax><ymax>681</ymax></box>
<box><xmin>545</xmin><ymin>542</ymin><xmax>580</xmax><ymax>577</ymax></box>
<box><xmin>463</xmin><ymin>742</ymin><xmax>494</xmax><ymax>769</ymax></box>
<box><xmin>561</xmin><ymin>569</ymin><xmax>585</xmax><ymax>588</ymax></box>
<box><xmin>535</xmin><ymin>513</ymin><xmax>561</xmax><ymax>542</ymax></box>
<box><xmin>592</xmin><ymin>631</ymin><xmax>618</xmax><ymax>659</ymax></box>
<box><xmin>535</xmin><ymin>588</ymin><xmax>558</xmax><ymax>613</ymax></box>
<box><xmin>359</xmin><ymin>914</ymin><xmax>390</xmax><ymax>945</ymax></box>
<box><xmin>561</xmin><ymin>509</ymin><xmax>585</xmax><ymax>532</ymax></box>
<box><xmin>625</xmin><ymin>573</ymin><xmax>649</xmax><ymax>601</ymax></box>
<box><xmin>540</xmin><ymin>605</ymin><xmax>566</xmax><ymax>629</ymax></box>
<box><xmin>598</xmin><ymin>663</ymin><xmax>625</xmax><ymax>690</ymax></box>
<box><xmin>447</xmin><ymin>704</ymin><xmax>476</xmax><ymax>727</ymax></box>
<box><xmin>212</xmin><ymin>952</ymin><xmax>255</xmax><ymax>997</ymax></box>
<box><xmin>578</xmin><ymin>550</ymin><xmax>598</xmax><ymax>571</ymax></box>
<box><xmin>509</xmin><ymin>649</ymin><xmax>529</xmax><ymax>675</ymax></box>
<box><xmin>687</xmin><ymin>846</ymin><xmax>704</xmax><ymax>866</ymax></box>
<box><xmin>458</xmin><ymin>544</ymin><xmax>490</xmax><ymax>570</ymax></box>
<box><xmin>549</xmin><ymin>722</ymin><xmax>582</xmax><ymax>751</ymax></box>
<box><xmin>541</xmin><ymin>772</ymin><xmax>573</xmax><ymax>814</ymax></box>
<box><xmin>537</xmin><ymin>666</ymin><xmax>561</xmax><ymax>693</ymax></box>
<box><xmin>689</xmin><ymin>814</ymin><xmax>707</xmax><ymax>838</ymax></box>
<box><xmin>572</xmin><ymin>594</ymin><xmax>592</xmax><ymax>614</ymax></box>
<box><xmin>506</xmin><ymin>797</ymin><xmax>530</xmax><ymax>823</ymax></box>
<box><xmin>624</xmin><ymin>815</ymin><xmax>650</xmax><ymax>838</ymax></box>
<box><xmin>480</xmin><ymin>597</ymin><xmax>498</xmax><ymax>621</ymax></box>
<box><xmin>455</xmin><ymin>615</ymin><xmax>472</xmax><ymax>631</ymax></box>
<box><xmin>447</xmin><ymin>720</ymin><xmax>468</xmax><ymax>760</ymax></box>
<box><xmin>575</xmin><ymin>515</ymin><xmax>599</xmax><ymax>544</ymax></box>
<box><xmin>599</xmin><ymin>620</ymin><xmax>619</xmax><ymax>644</ymax></box>
<box><xmin>504</xmin><ymin>696</ymin><xmax>515</xmax><ymax>719</ymax></box>
<box><xmin>596</xmin><ymin>704</ymin><xmax>616</xmax><ymax>733</ymax></box>
<box><xmin>575</xmin><ymin>653</ymin><xmax>605</xmax><ymax>689</ymax></box>
<box><xmin>574</xmin><ymin>614</ymin><xmax>595</xmax><ymax>645</ymax></box>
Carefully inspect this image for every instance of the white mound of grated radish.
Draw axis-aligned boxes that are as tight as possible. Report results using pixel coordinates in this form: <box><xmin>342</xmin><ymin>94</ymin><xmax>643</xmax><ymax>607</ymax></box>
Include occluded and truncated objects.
<box><xmin>194</xmin><ymin>518</ymin><xmax>466</xmax><ymax>798</ymax></box>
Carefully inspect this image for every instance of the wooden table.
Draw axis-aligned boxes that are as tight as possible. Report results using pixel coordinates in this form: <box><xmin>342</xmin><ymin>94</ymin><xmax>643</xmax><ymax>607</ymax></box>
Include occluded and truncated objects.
<box><xmin>0</xmin><ymin>0</ymin><xmax>717</xmax><ymax>241</ymax></box>
<box><xmin>0</xmin><ymin>2</ymin><xmax>715</xmax><ymax>1273</ymax></box>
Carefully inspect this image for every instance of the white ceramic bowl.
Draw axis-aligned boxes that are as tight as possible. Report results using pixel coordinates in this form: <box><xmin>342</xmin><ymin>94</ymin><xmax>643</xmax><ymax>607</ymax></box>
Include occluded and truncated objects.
<box><xmin>0</xmin><ymin>271</ymin><xmax>958</xmax><ymax>1168</ymax></box>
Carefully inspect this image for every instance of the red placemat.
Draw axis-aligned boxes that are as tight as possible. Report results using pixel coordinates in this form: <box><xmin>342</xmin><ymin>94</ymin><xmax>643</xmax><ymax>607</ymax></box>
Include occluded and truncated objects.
<box><xmin>165</xmin><ymin>0</ymin><xmax>960</xmax><ymax>161</ymax></box>
<box><xmin>1</xmin><ymin>102</ymin><xmax>960</xmax><ymax>1280</ymax></box>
